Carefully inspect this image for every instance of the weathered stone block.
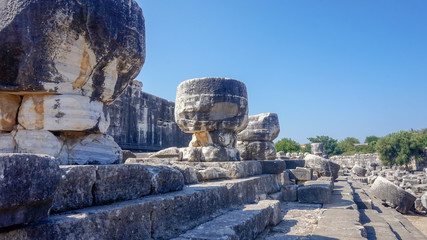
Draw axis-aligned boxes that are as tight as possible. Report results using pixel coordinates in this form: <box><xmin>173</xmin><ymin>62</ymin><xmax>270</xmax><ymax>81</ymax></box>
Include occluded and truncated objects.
<box><xmin>261</xmin><ymin>160</ymin><xmax>287</xmax><ymax>174</ymax></box>
<box><xmin>63</xmin><ymin>133</ymin><xmax>122</xmax><ymax>165</ymax></box>
<box><xmin>14</xmin><ymin>129</ymin><xmax>63</xmax><ymax>158</ymax></box>
<box><xmin>281</xmin><ymin>185</ymin><xmax>298</xmax><ymax>202</ymax></box>
<box><xmin>18</xmin><ymin>95</ymin><xmax>109</xmax><ymax>133</ymax></box>
<box><xmin>352</xmin><ymin>165</ymin><xmax>367</xmax><ymax>177</ymax></box>
<box><xmin>93</xmin><ymin>165</ymin><xmax>152</xmax><ymax>205</ymax></box>
<box><xmin>0</xmin><ymin>0</ymin><xmax>145</xmax><ymax>103</ymax></box>
<box><xmin>237</xmin><ymin>140</ymin><xmax>276</xmax><ymax>160</ymax></box>
<box><xmin>0</xmin><ymin>154</ymin><xmax>61</xmax><ymax>228</ymax></box>
<box><xmin>198</xmin><ymin>167</ymin><xmax>229</xmax><ymax>181</ymax></box>
<box><xmin>237</xmin><ymin>113</ymin><xmax>280</xmax><ymax>142</ymax></box>
<box><xmin>52</xmin><ymin>165</ymin><xmax>96</xmax><ymax>213</ymax></box>
<box><xmin>145</xmin><ymin>166</ymin><xmax>184</xmax><ymax>194</ymax></box>
<box><xmin>370</xmin><ymin>176</ymin><xmax>416</xmax><ymax>214</ymax></box>
<box><xmin>0</xmin><ymin>94</ymin><xmax>21</xmax><ymax>131</ymax></box>
<box><xmin>175</xmin><ymin>78</ymin><xmax>248</xmax><ymax>133</ymax></box>
<box><xmin>285</xmin><ymin>159</ymin><xmax>305</xmax><ymax>169</ymax></box>
<box><xmin>289</xmin><ymin>167</ymin><xmax>313</xmax><ymax>181</ymax></box>
<box><xmin>304</xmin><ymin>154</ymin><xmax>340</xmax><ymax>179</ymax></box>
<box><xmin>298</xmin><ymin>183</ymin><xmax>332</xmax><ymax>204</ymax></box>
<box><xmin>181</xmin><ymin>146</ymin><xmax>240</xmax><ymax>162</ymax></box>
<box><xmin>421</xmin><ymin>192</ymin><xmax>427</xmax><ymax>209</ymax></box>
<box><xmin>0</xmin><ymin>132</ymin><xmax>16</xmax><ymax>153</ymax></box>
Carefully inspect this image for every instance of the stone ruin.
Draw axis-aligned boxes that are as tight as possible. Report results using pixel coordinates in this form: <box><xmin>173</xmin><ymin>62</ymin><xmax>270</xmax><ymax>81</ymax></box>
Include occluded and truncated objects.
<box><xmin>237</xmin><ymin>113</ymin><xmax>280</xmax><ymax>160</ymax></box>
<box><xmin>1</xmin><ymin>1</ymin><xmax>427</xmax><ymax>239</ymax></box>
<box><xmin>0</xmin><ymin>0</ymin><xmax>146</xmax><ymax>165</ymax></box>
<box><xmin>175</xmin><ymin>77</ymin><xmax>248</xmax><ymax>162</ymax></box>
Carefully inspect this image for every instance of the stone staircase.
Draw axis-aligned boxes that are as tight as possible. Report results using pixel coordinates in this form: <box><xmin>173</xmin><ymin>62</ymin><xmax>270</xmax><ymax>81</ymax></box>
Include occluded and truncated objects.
<box><xmin>351</xmin><ymin>181</ymin><xmax>426</xmax><ymax>240</ymax></box>
<box><xmin>2</xmin><ymin>160</ymin><xmax>426</xmax><ymax>240</ymax></box>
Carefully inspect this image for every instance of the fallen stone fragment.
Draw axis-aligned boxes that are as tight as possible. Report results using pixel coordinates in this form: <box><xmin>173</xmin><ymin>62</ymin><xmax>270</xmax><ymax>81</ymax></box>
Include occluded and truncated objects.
<box><xmin>92</xmin><ymin>165</ymin><xmax>152</xmax><ymax>205</ymax></box>
<box><xmin>369</xmin><ymin>176</ymin><xmax>416</xmax><ymax>214</ymax></box>
<box><xmin>304</xmin><ymin>154</ymin><xmax>340</xmax><ymax>179</ymax></box>
<box><xmin>0</xmin><ymin>0</ymin><xmax>146</xmax><ymax>103</ymax></box>
<box><xmin>18</xmin><ymin>95</ymin><xmax>110</xmax><ymax>133</ymax></box>
<box><xmin>237</xmin><ymin>140</ymin><xmax>276</xmax><ymax>160</ymax></box>
<box><xmin>0</xmin><ymin>154</ymin><xmax>61</xmax><ymax>228</ymax></box>
<box><xmin>0</xmin><ymin>94</ymin><xmax>21</xmax><ymax>131</ymax></box>
<box><xmin>352</xmin><ymin>165</ymin><xmax>367</xmax><ymax>177</ymax></box>
<box><xmin>237</xmin><ymin>113</ymin><xmax>280</xmax><ymax>142</ymax></box>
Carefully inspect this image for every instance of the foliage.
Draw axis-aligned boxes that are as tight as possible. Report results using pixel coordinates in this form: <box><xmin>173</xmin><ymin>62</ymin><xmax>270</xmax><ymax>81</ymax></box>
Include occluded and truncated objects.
<box><xmin>307</xmin><ymin>135</ymin><xmax>338</xmax><ymax>156</ymax></box>
<box><xmin>375</xmin><ymin>131</ymin><xmax>425</xmax><ymax>166</ymax></box>
<box><xmin>275</xmin><ymin>138</ymin><xmax>301</xmax><ymax>153</ymax></box>
<box><xmin>302</xmin><ymin>143</ymin><xmax>311</xmax><ymax>153</ymax></box>
<box><xmin>364</xmin><ymin>135</ymin><xmax>379</xmax><ymax>144</ymax></box>
<box><xmin>336</xmin><ymin>137</ymin><xmax>360</xmax><ymax>155</ymax></box>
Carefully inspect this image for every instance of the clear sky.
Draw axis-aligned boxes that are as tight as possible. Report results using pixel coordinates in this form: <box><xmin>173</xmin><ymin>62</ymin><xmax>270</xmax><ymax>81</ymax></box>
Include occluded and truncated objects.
<box><xmin>135</xmin><ymin>0</ymin><xmax>427</xmax><ymax>144</ymax></box>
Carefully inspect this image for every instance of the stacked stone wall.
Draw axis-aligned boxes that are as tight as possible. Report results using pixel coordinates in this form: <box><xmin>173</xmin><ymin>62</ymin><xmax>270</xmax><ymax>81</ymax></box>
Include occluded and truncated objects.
<box><xmin>330</xmin><ymin>153</ymin><xmax>382</xmax><ymax>169</ymax></box>
<box><xmin>107</xmin><ymin>80</ymin><xmax>191</xmax><ymax>152</ymax></box>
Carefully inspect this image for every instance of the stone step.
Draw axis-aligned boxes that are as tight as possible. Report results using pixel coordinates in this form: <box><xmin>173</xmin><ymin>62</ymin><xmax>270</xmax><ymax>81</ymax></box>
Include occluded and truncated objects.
<box><xmin>311</xmin><ymin>208</ymin><xmax>367</xmax><ymax>239</ymax></box>
<box><xmin>0</xmin><ymin>174</ymin><xmax>284</xmax><ymax>240</ymax></box>
<box><xmin>323</xmin><ymin>178</ymin><xmax>357</xmax><ymax>209</ymax></box>
<box><xmin>359</xmin><ymin>209</ymin><xmax>398</xmax><ymax>240</ymax></box>
<box><xmin>353</xmin><ymin>182</ymin><xmax>426</xmax><ymax>240</ymax></box>
<box><xmin>173</xmin><ymin>200</ymin><xmax>281</xmax><ymax>240</ymax></box>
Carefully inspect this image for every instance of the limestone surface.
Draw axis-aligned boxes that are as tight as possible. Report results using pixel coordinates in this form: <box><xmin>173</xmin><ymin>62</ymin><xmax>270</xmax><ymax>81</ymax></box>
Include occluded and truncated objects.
<box><xmin>0</xmin><ymin>0</ymin><xmax>145</xmax><ymax>103</ymax></box>
<box><xmin>52</xmin><ymin>165</ymin><xmax>96</xmax><ymax>213</ymax></box>
<box><xmin>175</xmin><ymin>77</ymin><xmax>248</xmax><ymax>134</ymax></box>
<box><xmin>237</xmin><ymin>113</ymin><xmax>280</xmax><ymax>142</ymax></box>
<box><xmin>63</xmin><ymin>133</ymin><xmax>123</xmax><ymax>165</ymax></box>
<box><xmin>14</xmin><ymin>129</ymin><xmax>63</xmax><ymax>158</ymax></box>
<box><xmin>93</xmin><ymin>165</ymin><xmax>152</xmax><ymax>205</ymax></box>
<box><xmin>18</xmin><ymin>95</ymin><xmax>110</xmax><ymax>133</ymax></box>
<box><xmin>304</xmin><ymin>154</ymin><xmax>340</xmax><ymax>179</ymax></box>
<box><xmin>237</xmin><ymin>140</ymin><xmax>277</xmax><ymax>160</ymax></box>
<box><xmin>311</xmin><ymin>143</ymin><xmax>324</xmax><ymax>156</ymax></box>
<box><xmin>0</xmin><ymin>94</ymin><xmax>21</xmax><ymax>131</ymax></box>
<box><xmin>0</xmin><ymin>132</ymin><xmax>15</xmax><ymax>153</ymax></box>
<box><xmin>370</xmin><ymin>176</ymin><xmax>416</xmax><ymax>214</ymax></box>
<box><xmin>0</xmin><ymin>154</ymin><xmax>61</xmax><ymax>228</ymax></box>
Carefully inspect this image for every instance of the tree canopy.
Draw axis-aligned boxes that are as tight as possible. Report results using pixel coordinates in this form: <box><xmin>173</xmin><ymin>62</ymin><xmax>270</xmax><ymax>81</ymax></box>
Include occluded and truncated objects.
<box><xmin>375</xmin><ymin>131</ymin><xmax>425</xmax><ymax>166</ymax></box>
<box><xmin>336</xmin><ymin>137</ymin><xmax>360</xmax><ymax>155</ymax></box>
<box><xmin>275</xmin><ymin>138</ymin><xmax>301</xmax><ymax>153</ymax></box>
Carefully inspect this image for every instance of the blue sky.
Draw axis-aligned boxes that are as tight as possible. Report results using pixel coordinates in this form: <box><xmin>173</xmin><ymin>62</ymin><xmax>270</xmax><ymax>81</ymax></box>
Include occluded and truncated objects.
<box><xmin>135</xmin><ymin>1</ymin><xmax>427</xmax><ymax>144</ymax></box>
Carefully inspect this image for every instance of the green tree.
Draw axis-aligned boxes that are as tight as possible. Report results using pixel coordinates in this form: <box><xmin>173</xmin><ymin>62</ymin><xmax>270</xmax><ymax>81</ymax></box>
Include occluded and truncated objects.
<box><xmin>375</xmin><ymin>131</ymin><xmax>425</xmax><ymax>166</ymax></box>
<box><xmin>336</xmin><ymin>137</ymin><xmax>360</xmax><ymax>155</ymax></box>
<box><xmin>365</xmin><ymin>136</ymin><xmax>379</xmax><ymax>144</ymax></box>
<box><xmin>307</xmin><ymin>136</ymin><xmax>338</xmax><ymax>156</ymax></box>
<box><xmin>275</xmin><ymin>138</ymin><xmax>301</xmax><ymax>153</ymax></box>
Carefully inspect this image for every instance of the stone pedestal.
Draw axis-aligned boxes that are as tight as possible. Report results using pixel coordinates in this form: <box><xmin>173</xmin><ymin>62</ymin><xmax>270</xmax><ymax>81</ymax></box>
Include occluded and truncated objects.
<box><xmin>175</xmin><ymin>78</ymin><xmax>248</xmax><ymax>162</ymax></box>
<box><xmin>237</xmin><ymin>113</ymin><xmax>280</xmax><ymax>160</ymax></box>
